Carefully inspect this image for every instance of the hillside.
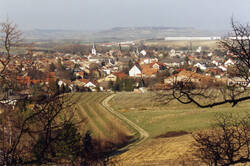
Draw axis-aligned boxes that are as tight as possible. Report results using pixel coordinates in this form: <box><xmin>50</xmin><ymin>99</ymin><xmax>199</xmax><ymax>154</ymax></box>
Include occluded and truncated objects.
<box><xmin>73</xmin><ymin>92</ymin><xmax>135</xmax><ymax>149</ymax></box>
<box><xmin>23</xmin><ymin>27</ymin><xmax>224</xmax><ymax>42</ymax></box>
<box><xmin>108</xmin><ymin>92</ymin><xmax>250</xmax><ymax>165</ymax></box>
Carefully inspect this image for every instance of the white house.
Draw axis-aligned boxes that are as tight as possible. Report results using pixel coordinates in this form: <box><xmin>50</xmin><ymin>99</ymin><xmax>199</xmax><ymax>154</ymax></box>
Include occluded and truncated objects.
<box><xmin>140</xmin><ymin>50</ymin><xmax>147</xmax><ymax>56</ymax></box>
<box><xmin>58</xmin><ymin>80</ymin><xmax>67</xmax><ymax>87</ymax></box>
<box><xmin>196</xmin><ymin>46</ymin><xmax>202</xmax><ymax>53</ymax></box>
<box><xmin>194</xmin><ymin>63</ymin><xmax>207</xmax><ymax>70</ymax></box>
<box><xmin>208</xmin><ymin>52</ymin><xmax>213</xmax><ymax>57</ymax></box>
<box><xmin>169</xmin><ymin>49</ymin><xmax>176</xmax><ymax>57</ymax></box>
<box><xmin>129</xmin><ymin>65</ymin><xmax>142</xmax><ymax>77</ymax></box>
<box><xmin>212</xmin><ymin>60</ymin><xmax>219</xmax><ymax>66</ymax></box>
<box><xmin>84</xmin><ymin>82</ymin><xmax>96</xmax><ymax>88</ymax></box>
<box><xmin>218</xmin><ymin>65</ymin><xmax>227</xmax><ymax>72</ymax></box>
<box><xmin>224</xmin><ymin>59</ymin><xmax>235</xmax><ymax>67</ymax></box>
<box><xmin>139</xmin><ymin>58</ymin><xmax>158</xmax><ymax>65</ymax></box>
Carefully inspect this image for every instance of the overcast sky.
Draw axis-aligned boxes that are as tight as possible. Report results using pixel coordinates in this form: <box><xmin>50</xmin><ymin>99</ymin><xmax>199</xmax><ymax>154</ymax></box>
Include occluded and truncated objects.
<box><xmin>0</xmin><ymin>0</ymin><xmax>250</xmax><ymax>31</ymax></box>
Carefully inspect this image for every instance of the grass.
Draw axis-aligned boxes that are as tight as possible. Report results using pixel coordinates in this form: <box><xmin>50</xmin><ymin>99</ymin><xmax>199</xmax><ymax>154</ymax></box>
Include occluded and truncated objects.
<box><xmin>109</xmin><ymin>92</ymin><xmax>250</xmax><ymax>138</ymax></box>
<box><xmin>109</xmin><ymin>92</ymin><xmax>249</xmax><ymax>165</ymax></box>
<box><xmin>74</xmin><ymin>92</ymin><xmax>135</xmax><ymax>148</ymax></box>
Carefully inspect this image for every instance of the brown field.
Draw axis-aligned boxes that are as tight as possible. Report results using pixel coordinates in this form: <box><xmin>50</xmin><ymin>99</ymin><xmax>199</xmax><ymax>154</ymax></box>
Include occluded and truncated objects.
<box><xmin>74</xmin><ymin>92</ymin><xmax>135</xmax><ymax>149</ymax></box>
<box><xmin>111</xmin><ymin>134</ymin><xmax>204</xmax><ymax>166</ymax></box>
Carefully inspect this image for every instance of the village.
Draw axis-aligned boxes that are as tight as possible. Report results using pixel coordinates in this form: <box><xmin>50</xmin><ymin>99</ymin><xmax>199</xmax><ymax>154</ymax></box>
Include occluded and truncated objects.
<box><xmin>1</xmin><ymin>40</ymin><xmax>246</xmax><ymax>98</ymax></box>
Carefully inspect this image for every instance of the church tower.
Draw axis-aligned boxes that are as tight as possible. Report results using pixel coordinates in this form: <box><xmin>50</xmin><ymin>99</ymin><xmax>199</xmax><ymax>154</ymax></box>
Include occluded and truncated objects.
<box><xmin>91</xmin><ymin>43</ymin><xmax>97</xmax><ymax>55</ymax></box>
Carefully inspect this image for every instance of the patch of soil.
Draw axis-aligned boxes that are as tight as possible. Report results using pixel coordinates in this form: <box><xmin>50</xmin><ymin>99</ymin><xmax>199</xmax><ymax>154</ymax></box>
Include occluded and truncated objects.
<box><xmin>155</xmin><ymin>131</ymin><xmax>189</xmax><ymax>138</ymax></box>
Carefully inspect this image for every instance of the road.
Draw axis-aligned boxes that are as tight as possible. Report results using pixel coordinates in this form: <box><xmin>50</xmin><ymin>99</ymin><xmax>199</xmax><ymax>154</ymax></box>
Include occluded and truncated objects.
<box><xmin>102</xmin><ymin>94</ymin><xmax>149</xmax><ymax>151</ymax></box>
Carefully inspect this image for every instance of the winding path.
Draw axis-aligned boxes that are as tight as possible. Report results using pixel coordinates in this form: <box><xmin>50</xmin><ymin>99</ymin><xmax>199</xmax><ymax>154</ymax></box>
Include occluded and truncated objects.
<box><xmin>102</xmin><ymin>94</ymin><xmax>149</xmax><ymax>151</ymax></box>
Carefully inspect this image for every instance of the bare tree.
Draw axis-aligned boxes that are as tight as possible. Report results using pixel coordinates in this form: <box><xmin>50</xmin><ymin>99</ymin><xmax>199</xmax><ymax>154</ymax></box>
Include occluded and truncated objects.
<box><xmin>160</xmin><ymin>19</ymin><xmax>250</xmax><ymax>108</ymax></box>
<box><xmin>0</xmin><ymin>19</ymin><xmax>115</xmax><ymax>166</ymax></box>
<box><xmin>193</xmin><ymin>113</ymin><xmax>250</xmax><ymax>166</ymax></box>
<box><xmin>0</xmin><ymin>18</ymin><xmax>21</xmax><ymax>76</ymax></box>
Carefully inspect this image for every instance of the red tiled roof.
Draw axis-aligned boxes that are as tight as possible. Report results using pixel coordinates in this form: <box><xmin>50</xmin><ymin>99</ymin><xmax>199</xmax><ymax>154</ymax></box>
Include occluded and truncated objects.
<box><xmin>113</xmin><ymin>72</ymin><xmax>128</xmax><ymax>79</ymax></box>
<box><xmin>79</xmin><ymin>78</ymin><xmax>89</xmax><ymax>84</ymax></box>
<box><xmin>17</xmin><ymin>76</ymin><xmax>31</xmax><ymax>85</ymax></box>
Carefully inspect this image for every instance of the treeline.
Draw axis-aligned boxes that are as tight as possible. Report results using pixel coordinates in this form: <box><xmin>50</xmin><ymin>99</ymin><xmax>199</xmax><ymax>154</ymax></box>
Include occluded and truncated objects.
<box><xmin>109</xmin><ymin>78</ymin><xmax>135</xmax><ymax>92</ymax></box>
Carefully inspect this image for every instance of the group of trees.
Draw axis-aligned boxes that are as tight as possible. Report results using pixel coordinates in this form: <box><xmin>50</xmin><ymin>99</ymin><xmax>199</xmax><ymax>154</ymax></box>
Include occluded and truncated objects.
<box><xmin>109</xmin><ymin>77</ymin><xmax>135</xmax><ymax>92</ymax></box>
<box><xmin>0</xmin><ymin>19</ymin><xmax>113</xmax><ymax>165</ymax></box>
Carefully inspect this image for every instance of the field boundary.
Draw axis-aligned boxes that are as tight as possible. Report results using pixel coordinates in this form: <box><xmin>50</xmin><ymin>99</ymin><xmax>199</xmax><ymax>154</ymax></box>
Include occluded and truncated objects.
<box><xmin>102</xmin><ymin>94</ymin><xmax>149</xmax><ymax>151</ymax></box>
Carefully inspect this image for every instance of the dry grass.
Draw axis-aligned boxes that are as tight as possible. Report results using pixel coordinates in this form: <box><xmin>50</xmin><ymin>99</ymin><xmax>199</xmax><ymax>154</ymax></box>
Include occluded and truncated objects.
<box><xmin>112</xmin><ymin>134</ymin><xmax>203</xmax><ymax>166</ymax></box>
<box><xmin>75</xmin><ymin>92</ymin><xmax>135</xmax><ymax>149</ymax></box>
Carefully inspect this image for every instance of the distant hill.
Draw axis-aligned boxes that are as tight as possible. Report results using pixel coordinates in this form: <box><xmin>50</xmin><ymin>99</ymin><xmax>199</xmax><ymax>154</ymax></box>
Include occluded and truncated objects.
<box><xmin>23</xmin><ymin>27</ymin><xmax>225</xmax><ymax>42</ymax></box>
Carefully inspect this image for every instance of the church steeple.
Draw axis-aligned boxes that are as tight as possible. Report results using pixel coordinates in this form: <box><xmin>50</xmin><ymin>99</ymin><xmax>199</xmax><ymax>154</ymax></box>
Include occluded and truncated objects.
<box><xmin>91</xmin><ymin>43</ymin><xmax>97</xmax><ymax>55</ymax></box>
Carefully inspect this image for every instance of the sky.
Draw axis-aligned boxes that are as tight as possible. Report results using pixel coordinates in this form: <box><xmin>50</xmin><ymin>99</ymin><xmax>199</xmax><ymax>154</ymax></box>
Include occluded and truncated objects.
<box><xmin>0</xmin><ymin>0</ymin><xmax>250</xmax><ymax>31</ymax></box>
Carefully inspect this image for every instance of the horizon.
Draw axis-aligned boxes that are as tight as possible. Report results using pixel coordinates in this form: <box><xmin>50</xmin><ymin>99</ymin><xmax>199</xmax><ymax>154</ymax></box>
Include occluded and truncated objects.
<box><xmin>1</xmin><ymin>0</ymin><xmax>250</xmax><ymax>31</ymax></box>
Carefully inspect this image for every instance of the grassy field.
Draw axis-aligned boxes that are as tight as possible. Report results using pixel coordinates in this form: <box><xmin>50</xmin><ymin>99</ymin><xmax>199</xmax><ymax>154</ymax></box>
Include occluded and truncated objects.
<box><xmin>73</xmin><ymin>92</ymin><xmax>135</xmax><ymax>148</ymax></box>
<box><xmin>108</xmin><ymin>92</ymin><xmax>250</xmax><ymax>165</ymax></box>
<box><xmin>109</xmin><ymin>92</ymin><xmax>250</xmax><ymax>138</ymax></box>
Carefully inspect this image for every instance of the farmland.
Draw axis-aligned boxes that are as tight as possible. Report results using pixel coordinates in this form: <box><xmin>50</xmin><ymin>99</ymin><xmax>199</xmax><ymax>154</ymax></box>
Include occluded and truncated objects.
<box><xmin>109</xmin><ymin>92</ymin><xmax>250</xmax><ymax>137</ymax></box>
<box><xmin>73</xmin><ymin>92</ymin><xmax>136</xmax><ymax>149</ymax></box>
<box><xmin>108</xmin><ymin>92</ymin><xmax>250</xmax><ymax>165</ymax></box>
<box><xmin>71</xmin><ymin>92</ymin><xmax>249</xmax><ymax>165</ymax></box>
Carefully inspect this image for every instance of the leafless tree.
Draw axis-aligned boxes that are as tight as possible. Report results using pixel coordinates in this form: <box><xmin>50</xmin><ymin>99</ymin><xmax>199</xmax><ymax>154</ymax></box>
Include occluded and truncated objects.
<box><xmin>160</xmin><ymin>19</ymin><xmax>250</xmax><ymax>108</ymax></box>
<box><xmin>0</xmin><ymin>18</ymin><xmax>21</xmax><ymax>76</ymax></box>
<box><xmin>0</xmin><ymin>19</ymin><xmax>115</xmax><ymax>165</ymax></box>
<box><xmin>193</xmin><ymin>113</ymin><xmax>250</xmax><ymax>166</ymax></box>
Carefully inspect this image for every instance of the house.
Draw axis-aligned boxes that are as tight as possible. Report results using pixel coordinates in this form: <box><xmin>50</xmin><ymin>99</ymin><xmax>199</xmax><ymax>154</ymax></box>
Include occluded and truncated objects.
<box><xmin>78</xmin><ymin>78</ymin><xmax>97</xmax><ymax>90</ymax></box>
<box><xmin>73</xmin><ymin>80</ymin><xmax>86</xmax><ymax>87</ymax></box>
<box><xmin>17</xmin><ymin>76</ymin><xmax>31</xmax><ymax>86</ymax></box>
<box><xmin>224</xmin><ymin>58</ymin><xmax>235</xmax><ymax>67</ymax></box>
<box><xmin>194</xmin><ymin>63</ymin><xmax>207</xmax><ymax>70</ymax></box>
<box><xmin>58</xmin><ymin>80</ymin><xmax>67</xmax><ymax>87</ymax></box>
<box><xmin>139</xmin><ymin>58</ymin><xmax>158</xmax><ymax>65</ymax></box>
<box><xmin>75</xmin><ymin>72</ymin><xmax>84</xmax><ymax>78</ymax></box>
<box><xmin>140</xmin><ymin>64</ymin><xmax>158</xmax><ymax>77</ymax></box>
<box><xmin>161</xmin><ymin>58</ymin><xmax>184</xmax><ymax>67</ymax></box>
<box><xmin>150</xmin><ymin>62</ymin><xmax>165</xmax><ymax>70</ymax></box>
<box><xmin>218</xmin><ymin>66</ymin><xmax>227</xmax><ymax>72</ymax></box>
<box><xmin>84</xmin><ymin>82</ymin><xmax>96</xmax><ymax>89</ymax></box>
<box><xmin>45</xmin><ymin>72</ymin><xmax>56</xmax><ymax>83</ymax></box>
<box><xmin>129</xmin><ymin>65</ymin><xmax>142</xmax><ymax>77</ymax></box>
<box><xmin>140</xmin><ymin>50</ymin><xmax>147</xmax><ymax>56</ymax></box>
<box><xmin>212</xmin><ymin>60</ymin><xmax>220</xmax><ymax>66</ymax></box>
<box><xmin>169</xmin><ymin>49</ymin><xmax>176</xmax><ymax>57</ymax></box>
<box><xmin>196</xmin><ymin>46</ymin><xmax>202</xmax><ymax>53</ymax></box>
<box><xmin>113</xmin><ymin>72</ymin><xmax>128</xmax><ymax>80</ymax></box>
<box><xmin>142</xmin><ymin>67</ymin><xmax>158</xmax><ymax>77</ymax></box>
<box><xmin>164</xmin><ymin>70</ymin><xmax>220</xmax><ymax>88</ymax></box>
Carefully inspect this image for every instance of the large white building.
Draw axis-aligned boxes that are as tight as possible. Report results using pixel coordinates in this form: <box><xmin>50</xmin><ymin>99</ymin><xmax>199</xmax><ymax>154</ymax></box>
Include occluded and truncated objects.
<box><xmin>165</xmin><ymin>36</ymin><xmax>221</xmax><ymax>41</ymax></box>
<box><xmin>129</xmin><ymin>65</ymin><xmax>142</xmax><ymax>77</ymax></box>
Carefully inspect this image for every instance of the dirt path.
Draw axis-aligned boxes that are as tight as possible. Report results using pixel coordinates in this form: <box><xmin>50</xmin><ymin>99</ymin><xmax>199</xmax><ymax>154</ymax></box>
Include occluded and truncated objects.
<box><xmin>102</xmin><ymin>94</ymin><xmax>149</xmax><ymax>151</ymax></box>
